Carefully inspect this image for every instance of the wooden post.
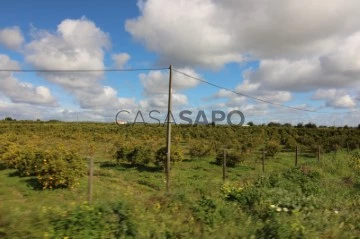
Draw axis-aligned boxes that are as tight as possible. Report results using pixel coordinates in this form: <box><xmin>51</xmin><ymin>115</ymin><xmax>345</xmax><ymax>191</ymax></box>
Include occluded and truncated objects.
<box><xmin>223</xmin><ymin>149</ymin><xmax>227</xmax><ymax>181</ymax></box>
<box><xmin>88</xmin><ymin>157</ymin><xmax>94</xmax><ymax>204</ymax></box>
<box><xmin>262</xmin><ymin>148</ymin><xmax>265</xmax><ymax>173</ymax></box>
<box><xmin>295</xmin><ymin>145</ymin><xmax>298</xmax><ymax>167</ymax></box>
<box><xmin>165</xmin><ymin>65</ymin><xmax>173</xmax><ymax>193</ymax></box>
<box><xmin>317</xmin><ymin>145</ymin><xmax>321</xmax><ymax>162</ymax></box>
<box><xmin>347</xmin><ymin>142</ymin><xmax>349</xmax><ymax>153</ymax></box>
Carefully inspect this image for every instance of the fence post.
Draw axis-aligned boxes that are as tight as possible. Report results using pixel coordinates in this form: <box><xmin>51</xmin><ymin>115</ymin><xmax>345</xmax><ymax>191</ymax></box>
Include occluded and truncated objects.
<box><xmin>317</xmin><ymin>145</ymin><xmax>321</xmax><ymax>162</ymax></box>
<box><xmin>262</xmin><ymin>148</ymin><xmax>265</xmax><ymax>173</ymax></box>
<box><xmin>223</xmin><ymin>149</ymin><xmax>227</xmax><ymax>181</ymax></box>
<box><xmin>88</xmin><ymin>157</ymin><xmax>94</xmax><ymax>204</ymax></box>
<box><xmin>295</xmin><ymin>145</ymin><xmax>298</xmax><ymax>167</ymax></box>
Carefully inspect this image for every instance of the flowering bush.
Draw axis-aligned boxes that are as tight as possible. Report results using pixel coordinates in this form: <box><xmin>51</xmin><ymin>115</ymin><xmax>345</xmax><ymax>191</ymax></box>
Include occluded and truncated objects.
<box><xmin>36</xmin><ymin>149</ymin><xmax>86</xmax><ymax>189</ymax></box>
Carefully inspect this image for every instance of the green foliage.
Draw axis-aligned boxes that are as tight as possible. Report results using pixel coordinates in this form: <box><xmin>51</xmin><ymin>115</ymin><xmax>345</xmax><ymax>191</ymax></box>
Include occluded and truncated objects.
<box><xmin>192</xmin><ymin>196</ymin><xmax>221</xmax><ymax>230</ymax></box>
<box><xmin>126</xmin><ymin>146</ymin><xmax>154</xmax><ymax>166</ymax></box>
<box><xmin>154</xmin><ymin>146</ymin><xmax>183</xmax><ymax>167</ymax></box>
<box><xmin>265</xmin><ymin>140</ymin><xmax>281</xmax><ymax>157</ymax></box>
<box><xmin>0</xmin><ymin>142</ymin><xmax>86</xmax><ymax>189</ymax></box>
<box><xmin>113</xmin><ymin>145</ymin><xmax>131</xmax><ymax>164</ymax></box>
<box><xmin>36</xmin><ymin>150</ymin><xmax>86</xmax><ymax>189</ymax></box>
<box><xmin>215</xmin><ymin>150</ymin><xmax>244</xmax><ymax>167</ymax></box>
<box><xmin>349</xmin><ymin>152</ymin><xmax>360</xmax><ymax>174</ymax></box>
<box><xmin>188</xmin><ymin>142</ymin><xmax>213</xmax><ymax>158</ymax></box>
<box><xmin>48</xmin><ymin>202</ymin><xmax>136</xmax><ymax>238</ymax></box>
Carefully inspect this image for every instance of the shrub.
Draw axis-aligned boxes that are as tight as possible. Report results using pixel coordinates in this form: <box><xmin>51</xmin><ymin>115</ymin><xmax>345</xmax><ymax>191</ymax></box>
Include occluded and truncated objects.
<box><xmin>0</xmin><ymin>143</ymin><xmax>42</xmax><ymax>176</ymax></box>
<box><xmin>215</xmin><ymin>150</ymin><xmax>244</xmax><ymax>167</ymax></box>
<box><xmin>349</xmin><ymin>152</ymin><xmax>360</xmax><ymax>174</ymax></box>
<box><xmin>154</xmin><ymin>146</ymin><xmax>183</xmax><ymax>167</ymax></box>
<box><xmin>36</xmin><ymin>149</ymin><xmax>86</xmax><ymax>189</ymax></box>
<box><xmin>189</xmin><ymin>142</ymin><xmax>213</xmax><ymax>158</ymax></box>
<box><xmin>126</xmin><ymin>146</ymin><xmax>154</xmax><ymax>166</ymax></box>
<box><xmin>0</xmin><ymin>143</ymin><xmax>86</xmax><ymax>189</ymax></box>
<box><xmin>265</xmin><ymin>140</ymin><xmax>281</xmax><ymax>157</ymax></box>
<box><xmin>113</xmin><ymin>144</ymin><xmax>132</xmax><ymax>164</ymax></box>
<box><xmin>48</xmin><ymin>202</ymin><xmax>136</xmax><ymax>238</ymax></box>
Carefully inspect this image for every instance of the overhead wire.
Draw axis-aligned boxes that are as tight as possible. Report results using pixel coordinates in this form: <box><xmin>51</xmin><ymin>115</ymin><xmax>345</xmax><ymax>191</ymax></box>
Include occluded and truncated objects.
<box><xmin>172</xmin><ymin>68</ymin><xmax>359</xmax><ymax>115</ymax></box>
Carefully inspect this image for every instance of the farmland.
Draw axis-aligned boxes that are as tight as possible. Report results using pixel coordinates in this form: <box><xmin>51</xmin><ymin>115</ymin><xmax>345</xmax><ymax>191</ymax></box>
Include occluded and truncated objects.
<box><xmin>0</xmin><ymin>120</ymin><xmax>359</xmax><ymax>238</ymax></box>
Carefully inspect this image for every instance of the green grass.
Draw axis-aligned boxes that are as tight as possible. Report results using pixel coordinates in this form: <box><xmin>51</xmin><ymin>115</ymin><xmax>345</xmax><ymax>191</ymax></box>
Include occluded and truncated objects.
<box><xmin>1</xmin><ymin>148</ymin><xmax>360</xmax><ymax>238</ymax></box>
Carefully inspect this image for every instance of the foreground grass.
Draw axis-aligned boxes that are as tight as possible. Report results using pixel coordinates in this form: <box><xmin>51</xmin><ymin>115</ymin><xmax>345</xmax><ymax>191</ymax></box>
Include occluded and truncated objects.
<box><xmin>1</xmin><ymin>149</ymin><xmax>360</xmax><ymax>238</ymax></box>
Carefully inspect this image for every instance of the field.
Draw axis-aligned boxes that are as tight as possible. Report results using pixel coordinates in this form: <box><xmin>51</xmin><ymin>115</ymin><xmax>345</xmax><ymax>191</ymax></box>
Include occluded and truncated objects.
<box><xmin>0</xmin><ymin>121</ymin><xmax>359</xmax><ymax>238</ymax></box>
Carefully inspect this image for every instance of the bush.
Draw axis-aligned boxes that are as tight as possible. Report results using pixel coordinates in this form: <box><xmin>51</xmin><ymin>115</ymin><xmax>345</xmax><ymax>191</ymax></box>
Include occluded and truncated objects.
<box><xmin>349</xmin><ymin>152</ymin><xmax>360</xmax><ymax>174</ymax></box>
<box><xmin>48</xmin><ymin>202</ymin><xmax>136</xmax><ymax>238</ymax></box>
<box><xmin>0</xmin><ymin>143</ymin><xmax>42</xmax><ymax>176</ymax></box>
<box><xmin>154</xmin><ymin>146</ymin><xmax>183</xmax><ymax>167</ymax></box>
<box><xmin>189</xmin><ymin>142</ymin><xmax>213</xmax><ymax>158</ymax></box>
<box><xmin>0</xmin><ymin>143</ymin><xmax>86</xmax><ymax>189</ymax></box>
<box><xmin>36</xmin><ymin>149</ymin><xmax>86</xmax><ymax>189</ymax></box>
<box><xmin>215</xmin><ymin>150</ymin><xmax>244</xmax><ymax>167</ymax></box>
<box><xmin>113</xmin><ymin>144</ymin><xmax>132</xmax><ymax>164</ymax></box>
<box><xmin>126</xmin><ymin>146</ymin><xmax>154</xmax><ymax>166</ymax></box>
<box><xmin>265</xmin><ymin>140</ymin><xmax>281</xmax><ymax>157</ymax></box>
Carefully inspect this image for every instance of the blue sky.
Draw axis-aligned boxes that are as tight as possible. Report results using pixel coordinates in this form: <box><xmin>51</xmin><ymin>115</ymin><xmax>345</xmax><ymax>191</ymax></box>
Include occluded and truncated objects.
<box><xmin>0</xmin><ymin>0</ymin><xmax>359</xmax><ymax>126</ymax></box>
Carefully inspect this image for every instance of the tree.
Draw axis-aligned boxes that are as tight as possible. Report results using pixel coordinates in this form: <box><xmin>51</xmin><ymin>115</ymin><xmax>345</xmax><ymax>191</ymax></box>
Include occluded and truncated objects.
<box><xmin>154</xmin><ymin>146</ymin><xmax>183</xmax><ymax>167</ymax></box>
<box><xmin>296</xmin><ymin>123</ymin><xmax>304</xmax><ymax>128</ymax></box>
<box><xmin>4</xmin><ymin>117</ymin><xmax>14</xmax><ymax>121</ymax></box>
<box><xmin>305</xmin><ymin>122</ymin><xmax>317</xmax><ymax>128</ymax></box>
<box><xmin>247</xmin><ymin>121</ymin><xmax>254</xmax><ymax>126</ymax></box>
<box><xmin>267</xmin><ymin>122</ymin><xmax>281</xmax><ymax>127</ymax></box>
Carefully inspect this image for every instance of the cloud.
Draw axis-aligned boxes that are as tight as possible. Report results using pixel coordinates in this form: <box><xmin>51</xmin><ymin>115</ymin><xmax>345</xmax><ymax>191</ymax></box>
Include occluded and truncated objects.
<box><xmin>112</xmin><ymin>53</ymin><xmax>130</xmax><ymax>69</ymax></box>
<box><xmin>138</xmin><ymin>68</ymin><xmax>200</xmax><ymax>110</ymax></box>
<box><xmin>140</xmin><ymin>68</ymin><xmax>200</xmax><ymax>95</ymax></box>
<box><xmin>0</xmin><ymin>26</ymin><xmax>24</xmax><ymax>50</ymax></box>
<box><xmin>0</xmin><ymin>54</ymin><xmax>57</xmax><ymax>106</ymax></box>
<box><xmin>126</xmin><ymin>0</ymin><xmax>242</xmax><ymax>69</ymax></box>
<box><xmin>213</xmin><ymin>79</ymin><xmax>292</xmax><ymax>110</ymax></box>
<box><xmin>313</xmin><ymin>89</ymin><xmax>356</xmax><ymax>108</ymax></box>
<box><xmin>25</xmin><ymin>17</ymin><xmax>134</xmax><ymax>110</ymax></box>
<box><xmin>246</xmin><ymin>31</ymin><xmax>360</xmax><ymax>92</ymax></box>
<box><xmin>126</xmin><ymin>0</ymin><xmax>360</xmax><ymax>69</ymax></box>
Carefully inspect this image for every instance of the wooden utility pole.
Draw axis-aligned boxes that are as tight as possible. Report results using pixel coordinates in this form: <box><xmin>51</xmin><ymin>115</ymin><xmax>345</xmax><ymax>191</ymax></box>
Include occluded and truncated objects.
<box><xmin>88</xmin><ymin>157</ymin><xmax>94</xmax><ymax>204</ymax></box>
<box><xmin>166</xmin><ymin>65</ymin><xmax>173</xmax><ymax>193</ymax></box>
<box><xmin>223</xmin><ymin>149</ymin><xmax>227</xmax><ymax>181</ymax></box>
<box><xmin>295</xmin><ymin>145</ymin><xmax>298</xmax><ymax>167</ymax></box>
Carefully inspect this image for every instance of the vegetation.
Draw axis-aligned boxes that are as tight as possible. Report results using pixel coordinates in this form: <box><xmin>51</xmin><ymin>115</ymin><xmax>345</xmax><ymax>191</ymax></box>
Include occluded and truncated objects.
<box><xmin>0</xmin><ymin>121</ymin><xmax>359</xmax><ymax>238</ymax></box>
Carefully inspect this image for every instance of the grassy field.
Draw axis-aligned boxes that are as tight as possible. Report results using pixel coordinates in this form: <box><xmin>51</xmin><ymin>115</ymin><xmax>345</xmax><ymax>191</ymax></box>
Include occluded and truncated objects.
<box><xmin>0</xmin><ymin>122</ymin><xmax>359</xmax><ymax>238</ymax></box>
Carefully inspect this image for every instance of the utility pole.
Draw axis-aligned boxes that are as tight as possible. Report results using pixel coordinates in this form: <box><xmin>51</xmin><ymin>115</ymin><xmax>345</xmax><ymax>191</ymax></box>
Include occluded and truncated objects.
<box><xmin>295</xmin><ymin>145</ymin><xmax>298</xmax><ymax>167</ymax></box>
<box><xmin>223</xmin><ymin>148</ymin><xmax>227</xmax><ymax>181</ymax></box>
<box><xmin>88</xmin><ymin>157</ymin><xmax>94</xmax><ymax>204</ymax></box>
<box><xmin>166</xmin><ymin>65</ymin><xmax>173</xmax><ymax>193</ymax></box>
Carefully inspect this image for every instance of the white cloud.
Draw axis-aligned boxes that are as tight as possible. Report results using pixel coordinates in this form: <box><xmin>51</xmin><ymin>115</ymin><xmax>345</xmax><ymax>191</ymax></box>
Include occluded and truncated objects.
<box><xmin>0</xmin><ymin>26</ymin><xmax>24</xmax><ymax>50</ymax></box>
<box><xmin>313</xmin><ymin>89</ymin><xmax>356</xmax><ymax>108</ymax></box>
<box><xmin>0</xmin><ymin>54</ymin><xmax>57</xmax><ymax>107</ymax></box>
<box><xmin>140</xmin><ymin>68</ymin><xmax>200</xmax><ymax>95</ymax></box>
<box><xmin>246</xmin><ymin>31</ymin><xmax>360</xmax><ymax>92</ymax></box>
<box><xmin>138</xmin><ymin>68</ymin><xmax>199</xmax><ymax>110</ymax></box>
<box><xmin>25</xmin><ymin>17</ymin><xmax>134</xmax><ymax>110</ymax></box>
<box><xmin>213</xmin><ymin>79</ymin><xmax>292</xmax><ymax>110</ymax></box>
<box><xmin>126</xmin><ymin>0</ymin><xmax>242</xmax><ymax>69</ymax></box>
<box><xmin>126</xmin><ymin>0</ymin><xmax>360</xmax><ymax>69</ymax></box>
<box><xmin>112</xmin><ymin>53</ymin><xmax>130</xmax><ymax>69</ymax></box>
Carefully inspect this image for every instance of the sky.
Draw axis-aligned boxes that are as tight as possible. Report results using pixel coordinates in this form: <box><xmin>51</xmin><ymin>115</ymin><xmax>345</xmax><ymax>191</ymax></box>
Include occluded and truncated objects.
<box><xmin>0</xmin><ymin>0</ymin><xmax>359</xmax><ymax>126</ymax></box>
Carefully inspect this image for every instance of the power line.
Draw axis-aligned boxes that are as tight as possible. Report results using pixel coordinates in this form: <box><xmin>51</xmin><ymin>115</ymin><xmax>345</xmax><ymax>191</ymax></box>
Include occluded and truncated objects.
<box><xmin>0</xmin><ymin>67</ymin><xmax>169</xmax><ymax>73</ymax></box>
<box><xmin>173</xmin><ymin>68</ymin><xmax>359</xmax><ymax>115</ymax></box>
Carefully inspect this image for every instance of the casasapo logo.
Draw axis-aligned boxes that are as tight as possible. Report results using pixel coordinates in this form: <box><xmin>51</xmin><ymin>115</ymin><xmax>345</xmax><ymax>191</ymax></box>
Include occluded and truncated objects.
<box><xmin>115</xmin><ymin>110</ymin><xmax>245</xmax><ymax>126</ymax></box>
